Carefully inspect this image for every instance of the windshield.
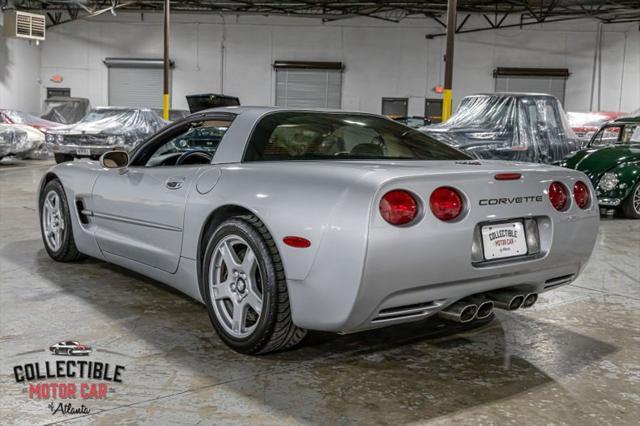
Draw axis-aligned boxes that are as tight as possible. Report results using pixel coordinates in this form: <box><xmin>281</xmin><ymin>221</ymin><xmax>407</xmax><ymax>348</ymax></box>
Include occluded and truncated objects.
<box><xmin>4</xmin><ymin>110</ymin><xmax>52</xmax><ymax>127</ymax></box>
<box><xmin>244</xmin><ymin>112</ymin><xmax>470</xmax><ymax>161</ymax></box>
<box><xmin>440</xmin><ymin>96</ymin><xmax>517</xmax><ymax>130</ymax></box>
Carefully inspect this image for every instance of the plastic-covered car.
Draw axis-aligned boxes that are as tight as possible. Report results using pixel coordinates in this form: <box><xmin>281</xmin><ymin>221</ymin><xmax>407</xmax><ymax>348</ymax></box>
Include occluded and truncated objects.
<box><xmin>567</xmin><ymin>111</ymin><xmax>626</xmax><ymax>145</ymax></box>
<box><xmin>1</xmin><ymin>124</ymin><xmax>31</xmax><ymax>159</ymax></box>
<box><xmin>45</xmin><ymin>107</ymin><xmax>168</xmax><ymax>163</ymax></box>
<box><xmin>421</xmin><ymin>93</ymin><xmax>578</xmax><ymax>163</ymax></box>
<box><xmin>0</xmin><ymin>109</ymin><xmax>58</xmax><ymax>133</ymax></box>
<box><xmin>41</xmin><ymin>97</ymin><xmax>91</xmax><ymax>125</ymax></box>
<box><xmin>557</xmin><ymin>115</ymin><xmax>640</xmax><ymax>218</ymax></box>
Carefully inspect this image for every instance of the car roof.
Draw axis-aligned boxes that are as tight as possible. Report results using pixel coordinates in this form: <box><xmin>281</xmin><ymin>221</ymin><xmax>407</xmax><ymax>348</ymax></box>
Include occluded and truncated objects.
<box><xmin>93</xmin><ymin>106</ymin><xmax>153</xmax><ymax>112</ymax></box>
<box><xmin>612</xmin><ymin>115</ymin><xmax>640</xmax><ymax>124</ymax></box>
<box><xmin>195</xmin><ymin>105</ymin><xmax>377</xmax><ymax>116</ymax></box>
<box><xmin>466</xmin><ymin>92</ymin><xmax>557</xmax><ymax>98</ymax></box>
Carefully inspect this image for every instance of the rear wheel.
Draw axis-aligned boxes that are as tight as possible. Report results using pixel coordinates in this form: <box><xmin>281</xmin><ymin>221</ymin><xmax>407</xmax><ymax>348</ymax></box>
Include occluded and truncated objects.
<box><xmin>39</xmin><ymin>179</ymin><xmax>86</xmax><ymax>262</ymax></box>
<box><xmin>54</xmin><ymin>153</ymin><xmax>74</xmax><ymax>164</ymax></box>
<box><xmin>203</xmin><ymin>215</ymin><xmax>306</xmax><ymax>354</ymax></box>
<box><xmin>620</xmin><ymin>180</ymin><xmax>640</xmax><ymax>219</ymax></box>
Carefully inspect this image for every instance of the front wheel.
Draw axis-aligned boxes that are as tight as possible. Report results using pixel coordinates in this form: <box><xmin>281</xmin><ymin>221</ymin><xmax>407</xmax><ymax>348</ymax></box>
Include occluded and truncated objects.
<box><xmin>39</xmin><ymin>179</ymin><xmax>86</xmax><ymax>261</ymax></box>
<box><xmin>620</xmin><ymin>180</ymin><xmax>640</xmax><ymax>219</ymax></box>
<box><xmin>203</xmin><ymin>215</ymin><xmax>306</xmax><ymax>354</ymax></box>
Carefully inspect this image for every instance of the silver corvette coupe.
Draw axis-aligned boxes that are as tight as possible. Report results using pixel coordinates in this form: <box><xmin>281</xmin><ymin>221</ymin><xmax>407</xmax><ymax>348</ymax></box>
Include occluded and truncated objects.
<box><xmin>38</xmin><ymin>107</ymin><xmax>599</xmax><ymax>354</ymax></box>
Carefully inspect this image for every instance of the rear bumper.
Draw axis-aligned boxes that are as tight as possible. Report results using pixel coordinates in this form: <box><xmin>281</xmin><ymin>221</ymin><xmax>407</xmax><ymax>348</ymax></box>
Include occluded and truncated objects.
<box><xmin>288</xmin><ymin>212</ymin><xmax>599</xmax><ymax>333</ymax></box>
<box><xmin>349</xmin><ymin>262</ymin><xmax>580</xmax><ymax>332</ymax></box>
<box><xmin>598</xmin><ymin>197</ymin><xmax>621</xmax><ymax>207</ymax></box>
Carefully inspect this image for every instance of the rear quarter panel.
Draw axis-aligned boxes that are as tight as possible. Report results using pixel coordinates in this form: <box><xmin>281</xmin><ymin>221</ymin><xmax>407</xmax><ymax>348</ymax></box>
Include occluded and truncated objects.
<box><xmin>181</xmin><ymin>162</ymin><xmax>380</xmax><ymax>326</ymax></box>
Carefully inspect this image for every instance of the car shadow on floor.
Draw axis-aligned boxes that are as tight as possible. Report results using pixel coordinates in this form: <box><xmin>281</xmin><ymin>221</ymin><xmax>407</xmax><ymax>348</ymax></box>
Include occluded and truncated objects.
<box><xmin>1</xmin><ymin>239</ymin><xmax>619</xmax><ymax>423</ymax></box>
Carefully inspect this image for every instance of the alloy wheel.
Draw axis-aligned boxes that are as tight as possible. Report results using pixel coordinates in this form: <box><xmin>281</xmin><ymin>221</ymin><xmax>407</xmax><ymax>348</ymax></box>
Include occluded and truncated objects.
<box><xmin>208</xmin><ymin>235</ymin><xmax>264</xmax><ymax>339</ymax></box>
<box><xmin>42</xmin><ymin>190</ymin><xmax>65</xmax><ymax>251</ymax></box>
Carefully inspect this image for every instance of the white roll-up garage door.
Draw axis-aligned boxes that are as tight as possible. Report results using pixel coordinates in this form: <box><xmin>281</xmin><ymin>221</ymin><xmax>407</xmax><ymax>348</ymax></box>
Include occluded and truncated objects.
<box><xmin>275</xmin><ymin>68</ymin><xmax>342</xmax><ymax>109</ymax></box>
<box><xmin>105</xmin><ymin>58</ymin><xmax>171</xmax><ymax>109</ymax></box>
<box><xmin>493</xmin><ymin>68</ymin><xmax>568</xmax><ymax>105</ymax></box>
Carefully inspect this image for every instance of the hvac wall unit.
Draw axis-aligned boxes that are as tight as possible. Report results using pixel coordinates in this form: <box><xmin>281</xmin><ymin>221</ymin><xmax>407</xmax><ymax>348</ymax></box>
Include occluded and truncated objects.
<box><xmin>104</xmin><ymin>58</ymin><xmax>174</xmax><ymax>109</ymax></box>
<box><xmin>2</xmin><ymin>10</ymin><xmax>46</xmax><ymax>41</ymax></box>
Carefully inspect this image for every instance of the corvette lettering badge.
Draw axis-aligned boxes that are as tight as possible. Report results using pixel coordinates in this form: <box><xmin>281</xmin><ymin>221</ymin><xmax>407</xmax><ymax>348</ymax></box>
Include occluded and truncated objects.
<box><xmin>479</xmin><ymin>195</ymin><xmax>543</xmax><ymax>206</ymax></box>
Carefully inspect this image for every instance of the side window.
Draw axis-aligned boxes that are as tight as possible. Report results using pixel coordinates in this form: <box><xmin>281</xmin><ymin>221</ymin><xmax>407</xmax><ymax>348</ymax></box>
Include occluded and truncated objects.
<box><xmin>145</xmin><ymin>119</ymin><xmax>232</xmax><ymax>167</ymax></box>
<box><xmin>592</xmin><ymin>126</ymin><xmax>621</xmax><ymax>146</ymax></box>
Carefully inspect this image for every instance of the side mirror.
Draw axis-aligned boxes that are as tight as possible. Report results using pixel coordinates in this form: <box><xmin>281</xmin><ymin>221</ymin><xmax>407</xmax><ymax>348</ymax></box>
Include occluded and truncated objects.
<box><xmin>100</xmin><ymin>150</ymin><xmax>129</xmax><ymax>169</ymax></box>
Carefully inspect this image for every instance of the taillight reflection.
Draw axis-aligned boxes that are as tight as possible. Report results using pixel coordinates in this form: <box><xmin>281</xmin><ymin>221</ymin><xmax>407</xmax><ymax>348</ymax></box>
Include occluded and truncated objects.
<box><xmin>549</xmin><ymin>182</ymin><xmax>569</xmax><ymax>211</ymax></box>
<box><xmin>379</xmin><ymin>190</ymin><xmax>419</xmax><ymax>226</ymax></box>
<box><xmin>430</xmin><ymin>187</ymin><xmax>464</xmax><ymax>221</ymax></box>
<box><xmin>573</xmin><ymin>181</ymin><xmax>590</xmax><ymax>209</ymax></box>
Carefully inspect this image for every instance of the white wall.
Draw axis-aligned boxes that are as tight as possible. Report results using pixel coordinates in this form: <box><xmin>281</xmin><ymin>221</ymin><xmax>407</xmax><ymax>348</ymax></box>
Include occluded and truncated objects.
<box><xmin>3</xmin><ymin>11</ymin><xmax>640</xmax><ymax>114</ymax></box>
<box><xmin>0</xmin><ymin>10</ymin><xmax>42</xmax><ymax>114</ymax></box>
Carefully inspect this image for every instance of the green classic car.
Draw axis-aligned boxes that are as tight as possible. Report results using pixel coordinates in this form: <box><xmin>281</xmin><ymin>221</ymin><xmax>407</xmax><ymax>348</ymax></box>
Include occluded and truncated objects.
<box><xmin>557</xmin><ymin>115</ymin><xmax>640</xmax><ymax>219</ymax></box>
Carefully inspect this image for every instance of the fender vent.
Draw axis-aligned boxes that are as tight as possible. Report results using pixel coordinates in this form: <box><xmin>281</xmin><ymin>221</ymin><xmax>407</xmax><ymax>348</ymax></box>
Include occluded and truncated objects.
<box><xmin>76</xmin><ymin>200</ymin><xmax>89</xmax><ymax>224</ymax></box>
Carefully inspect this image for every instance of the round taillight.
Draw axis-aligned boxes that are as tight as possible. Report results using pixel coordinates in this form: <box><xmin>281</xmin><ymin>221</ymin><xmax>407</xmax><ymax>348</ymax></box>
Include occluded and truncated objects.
<box><xmin>429</xmin><ymin>186</ymin><xmax>464</xmax><ymax>221</ymax></box>
<box><xmin>379</xmin><ymin>190</ymin><xmax>418</xmax><ymax>226</ymax></box>
<box><xmin>573</xmin><ymin>181</ymin><xmax>590</xmax><ymax>209</ymax></box>
<box><xmin>549</xmin><ymin>182</ymin><xmax>568</xmax><ymax>211</ymax></box>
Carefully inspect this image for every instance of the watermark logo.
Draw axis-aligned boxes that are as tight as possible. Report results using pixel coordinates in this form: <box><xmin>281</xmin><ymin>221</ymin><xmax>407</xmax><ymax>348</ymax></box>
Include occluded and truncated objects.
<box><xmin>11</xmin><ymin>340</ymin><xmax>126</xmax><ymax>417</ymax></box>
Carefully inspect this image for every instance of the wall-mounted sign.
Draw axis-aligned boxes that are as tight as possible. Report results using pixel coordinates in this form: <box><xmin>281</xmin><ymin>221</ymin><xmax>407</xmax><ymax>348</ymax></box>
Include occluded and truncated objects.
<box><xmin>50</xmin><ymin>74</ymin><xmax>63</xmax><ymax>83</ymax></box>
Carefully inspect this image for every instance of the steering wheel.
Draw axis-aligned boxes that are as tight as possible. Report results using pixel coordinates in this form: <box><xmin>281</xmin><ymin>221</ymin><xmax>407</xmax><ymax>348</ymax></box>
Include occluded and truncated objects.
<box><xmin>175</xmin><ymin>150</ymin><xmax>213</xmax><ymax>165</ymax></box>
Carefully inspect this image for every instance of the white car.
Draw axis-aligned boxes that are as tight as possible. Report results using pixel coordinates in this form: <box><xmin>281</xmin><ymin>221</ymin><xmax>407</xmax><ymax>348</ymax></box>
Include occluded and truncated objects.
<box><xmin>49</xmin><ymin>341</ymin><xmax>92</xmax><ymax>356</ymax></box>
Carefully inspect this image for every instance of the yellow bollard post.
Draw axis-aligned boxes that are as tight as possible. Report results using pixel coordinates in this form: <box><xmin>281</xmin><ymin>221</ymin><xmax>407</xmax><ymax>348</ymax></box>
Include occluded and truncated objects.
<box><xmin>442</xmin><ymin>89</ymin><xmax>453</xmax><ymax>122</ymax></box>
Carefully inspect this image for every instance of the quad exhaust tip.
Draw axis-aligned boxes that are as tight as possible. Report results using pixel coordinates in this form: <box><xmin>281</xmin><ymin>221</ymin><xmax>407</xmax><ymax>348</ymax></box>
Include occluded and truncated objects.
<box><xmin>522</xmin><ymin>293</ymin><xmax>538</xmax><ymax>308</ymax></box>
<box><xmin>487</xmin><ymin>290</ymin><xmax>525</xmax><ymax>311</ymax></box>
<box><xmin>438</xmin><ymin>297</ymin><xmax>495</xmax><ymax>323</ymax></box>
<box><xmin>475</xmin><ymin>300</ymin><xmax>494</xmax><ymax>320</ymax></box>
<box><xmin>437</xmin><ymin>301</ymin><xmax>478</xmax><ymax>323</ymax></box>
<box><xmin>465</xmin><ymin>296</ymin><xmax>494</xmax><ymax>320</ymax></box>
<box><xmin>438</xmin><ymin>289</ymin><xmax>535</xmax><ymax>323</ymax></box>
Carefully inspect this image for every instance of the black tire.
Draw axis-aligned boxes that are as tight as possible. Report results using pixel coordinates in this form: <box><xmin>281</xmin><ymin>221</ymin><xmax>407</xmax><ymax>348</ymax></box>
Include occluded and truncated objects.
<box><xmin>39</xmin><ymin>179</ymin><xmax>86</xmax><ymax>262</ymax></box>
<box><xmin>203</xmin><ymin>215</ymin><xmax>306</xmax><ymax>354</ymax></box>
<box><xmin>54</xmin><ymin>153</ymin><xmax>74</xmax><ymax>164</ymax></box>
<box><xmin>620</xmin><ymin>180</ymin><xmax>640</xmax><ymax>219</ymax></box>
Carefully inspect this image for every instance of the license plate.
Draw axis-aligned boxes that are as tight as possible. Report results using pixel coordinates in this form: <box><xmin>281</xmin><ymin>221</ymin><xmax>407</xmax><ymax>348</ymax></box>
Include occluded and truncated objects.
<box><xmin>76</xmin><ymin>148</ymin><xmax>91</xmax><ymax>156</ymax></box>
<box><xmin>481</xmin><ymin>221</ymin><xmax>527</xmax><ymax>260</ymax></box>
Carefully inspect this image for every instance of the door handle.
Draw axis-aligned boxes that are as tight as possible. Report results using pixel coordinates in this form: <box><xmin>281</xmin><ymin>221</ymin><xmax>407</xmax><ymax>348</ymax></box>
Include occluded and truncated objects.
<box><xmin>166</xmin><ymin>177</ymin><xmax>185</xmax><ymax>190</ymax></box>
